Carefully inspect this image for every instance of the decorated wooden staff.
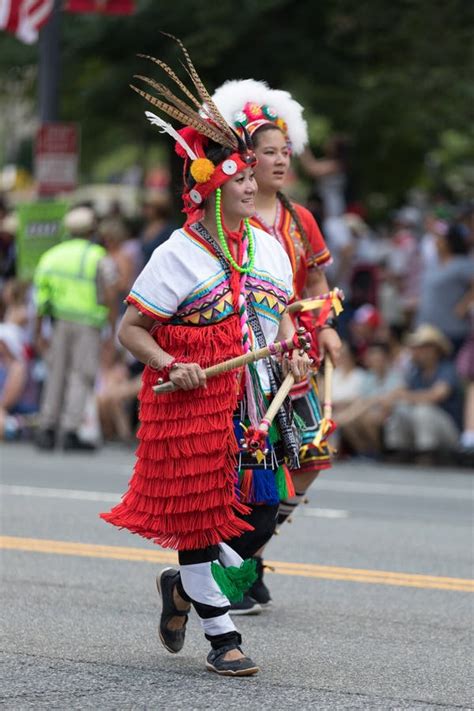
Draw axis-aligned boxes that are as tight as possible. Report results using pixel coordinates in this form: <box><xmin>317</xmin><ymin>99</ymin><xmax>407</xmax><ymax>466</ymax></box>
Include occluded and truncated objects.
<box><xmin>240</xmin><ymin>372</ymin><xmax>297</xmax><ymax>457</ymax></box>
<box><xmin>288</xmin><ymin>288</ymin><xmax>344</xmax><ymax>316</ymax></box>
<box><xmin>152</xmin><ymin>330</ymin><xmax>311</xmax><ymax>394</ymax></box>
<box><xmin>314</xmin><ymin>357</ymin><xmax>337</xmax><ymax>446</ymax></box>
<box><xmin>240</xmin><ymin>327</ymin><xmax>312</xmax><ymax>457</ymax></box>
<box><xmin>240</xmin><ymin>290</ymin><xmax>343</xmax><ymax>458</ymax></box>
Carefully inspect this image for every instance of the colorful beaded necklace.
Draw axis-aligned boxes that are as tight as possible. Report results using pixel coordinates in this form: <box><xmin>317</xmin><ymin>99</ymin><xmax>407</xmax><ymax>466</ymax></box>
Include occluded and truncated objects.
<box><xmin>215</xmin><ymin>187</ymin><xmax>255</xmax><ymax>275</ymax></box>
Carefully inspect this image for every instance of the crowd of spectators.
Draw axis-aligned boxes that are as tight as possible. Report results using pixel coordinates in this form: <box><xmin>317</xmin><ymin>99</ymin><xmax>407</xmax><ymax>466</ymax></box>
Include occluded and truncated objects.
<box><xmin>0</xmin><ymin>189</ymin><xmax>473</xmax><ymax>467</ymax></box>
<box><xmin>316</xmin><ymin>201</ymin><xmax>474</xmax><ymax>466</ymax></box>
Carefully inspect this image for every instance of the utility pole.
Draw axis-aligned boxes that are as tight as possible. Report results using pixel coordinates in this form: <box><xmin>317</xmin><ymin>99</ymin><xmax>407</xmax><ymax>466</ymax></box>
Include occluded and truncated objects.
<box><xmin>38</xmin><ymin>0</ymin><xmax>61</xmax><ymax>122</ymax></box>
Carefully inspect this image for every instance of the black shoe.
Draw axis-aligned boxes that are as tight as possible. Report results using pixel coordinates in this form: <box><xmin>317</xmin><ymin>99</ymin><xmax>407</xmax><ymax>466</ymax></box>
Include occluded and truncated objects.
<box><xmin>156</xmin><ymin>568</ymin><xmax>190</xmax><ymax>654</ymax></box>
<box><xmin>206</xmin><ymin>644</ymin><xmax>259</xmax><ymax>677</ymax></box>
<box><xmin>248</xmin><ymin>556</ymin><xmax>272</xmax><ymax>607</ymax></box>
<box><xmin>62</xmin><ymin>431</ymin><xmax>97</xmax><ymax>451</ymax></box>
<box><xmin>229</xmin><ymin>594</ymin><xmax>262</xmax><ymax>616</ymax></box>
<box><xmin>35</xmin><ymin>428</ymin><xmax>56</xmax><ymax>450</ymax></box>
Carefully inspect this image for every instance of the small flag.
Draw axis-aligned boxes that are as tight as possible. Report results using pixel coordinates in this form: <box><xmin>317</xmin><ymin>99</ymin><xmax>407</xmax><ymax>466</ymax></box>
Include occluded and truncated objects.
<box><xmin>0</xmin><ymin>0</ymin><xmax>54</xmax><ymax>44</ymax></box>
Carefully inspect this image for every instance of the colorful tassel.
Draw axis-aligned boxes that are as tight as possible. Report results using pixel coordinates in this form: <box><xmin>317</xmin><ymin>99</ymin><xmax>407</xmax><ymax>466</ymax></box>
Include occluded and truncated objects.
<box><xmin>211</xmin><ymin>558</ymin><xmax>257</xmax><ymax>602</ymax></box>
<box><xmin>275</xmin><ymin>463</ymin><xmax>295</xmax><ymax>500</ymax></box>
<box><xmin>252</xmin><ymin>469</ymin><xmax>279</xmax><ymax>505</ymax></box>
<box><xmin>238</xmin><ymin>469</ymin><xmax>254</xmax><ymax>502</ymax></box>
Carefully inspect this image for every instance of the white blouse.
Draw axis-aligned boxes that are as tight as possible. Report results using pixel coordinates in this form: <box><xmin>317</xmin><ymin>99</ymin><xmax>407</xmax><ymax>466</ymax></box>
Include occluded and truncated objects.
<box><xmin>127</xmin><ymin>223</ymin><xmax>294</xmax><ymax>391</ymax></box>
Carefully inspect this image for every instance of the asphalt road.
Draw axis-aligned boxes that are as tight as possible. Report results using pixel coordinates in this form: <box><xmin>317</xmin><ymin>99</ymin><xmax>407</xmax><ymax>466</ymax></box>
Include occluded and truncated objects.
<box><xmin>1</xmin><ymin>443</ymin><xmax>473</xmax><ymax>710</ymax></box>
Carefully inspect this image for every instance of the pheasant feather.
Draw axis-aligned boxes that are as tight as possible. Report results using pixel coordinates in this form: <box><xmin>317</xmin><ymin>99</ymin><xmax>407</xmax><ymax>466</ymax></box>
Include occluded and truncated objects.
<box><xmin>137</xmin><ymin>54</ymin><xmax>201</xmax><ymax>109</ymax></box>
<box><xmin>163</xmin><ymin>32</ymin><xmax>238</xmax><ymax>147</ymax></box>
<box><xmin>130</xmin><ymin>85</ymin><xmax>231</xmax><ymax>144</ymax></box>
<box><xmin>145</xmin><ymin>111</ymin><xmax>197</xmax><ymax>160</ymax></box>
<box><xmin>134</xmin><ymin>75</ymin><xmax>217</xmax><ymax>133</ymax></box>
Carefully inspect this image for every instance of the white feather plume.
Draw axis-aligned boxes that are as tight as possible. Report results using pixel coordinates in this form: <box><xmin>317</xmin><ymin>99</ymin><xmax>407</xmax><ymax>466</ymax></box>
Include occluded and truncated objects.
<box><xmin>211</xmin><ymin>79</ymin><xmax>309</xmax><ymax>155</ymax></box>
<box><xmin>145</xmin><ymin>111</ymin><xmax>197</xmax><ymax>160</ymax></box>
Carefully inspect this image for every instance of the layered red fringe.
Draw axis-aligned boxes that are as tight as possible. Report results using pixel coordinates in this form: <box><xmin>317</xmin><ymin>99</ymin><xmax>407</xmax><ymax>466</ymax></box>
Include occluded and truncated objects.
<box><xmin>100</xmin><ymin>315</ymin><xmax>253</xmax><ymax>550</ymax></box>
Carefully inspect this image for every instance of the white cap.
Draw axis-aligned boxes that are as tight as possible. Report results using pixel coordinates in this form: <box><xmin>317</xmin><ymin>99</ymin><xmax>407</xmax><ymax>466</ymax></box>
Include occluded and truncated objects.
<box><xmin>64</xmin><ymin>207</ymin><xmax>95</xmax><ymax>235</ymax></box>
<box><xmin>1</xmin><ymin>213</ymin><xmax>19</xmax><ymax>235</ymax></box>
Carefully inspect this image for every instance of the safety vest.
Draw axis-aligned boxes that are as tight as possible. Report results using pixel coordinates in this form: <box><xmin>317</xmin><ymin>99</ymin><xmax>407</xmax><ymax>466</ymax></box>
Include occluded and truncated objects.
<box><xmin>34</xmin><ymin>238</ymin><xmax>109</xmax><ymax>329</ymax></box>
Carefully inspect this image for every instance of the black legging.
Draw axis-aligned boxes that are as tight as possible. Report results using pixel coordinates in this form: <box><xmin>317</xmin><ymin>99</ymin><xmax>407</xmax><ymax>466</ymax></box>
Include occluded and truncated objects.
<box><xmin>227</xmin><ymin>503</ymin><xmax>279</xmax><ymax>559</ymax></box>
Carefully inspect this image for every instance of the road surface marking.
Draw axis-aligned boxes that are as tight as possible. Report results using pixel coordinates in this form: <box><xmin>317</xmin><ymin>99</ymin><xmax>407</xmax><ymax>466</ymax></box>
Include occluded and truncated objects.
<box><xmin>0</xmin><ymin>487</ymin><xmax>349</xmax><ymax>519</ymax></box>
<box><xmin>0</xmin><ymin>485</ymin><xmax>120</xmax><ymax>503</ymax></box>
<box><xmin>2</xmin><ymin>480</ymin><xmax>471</xmax><ymax>503</ymax></box>
<box><xmin>302</xmin><ymin>507</ymin><xmax>349</xmax><ymax>519</ymax></box>
<box><xmin>1</xmin><ymin>536</ymin><xmax>472</xmax><ymax>592</ymax></box>
<box><xmin>314</xmin><ymin>480</ymin><xmax>472</xmax><ymax>501</ymax></box>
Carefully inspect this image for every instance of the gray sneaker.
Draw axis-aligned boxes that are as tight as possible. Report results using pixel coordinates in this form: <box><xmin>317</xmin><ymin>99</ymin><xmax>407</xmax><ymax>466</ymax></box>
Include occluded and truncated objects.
<box><xmin>229</xmin><ymin>594</ymin><xmax>262</xmax><ymax>616</ymax></box>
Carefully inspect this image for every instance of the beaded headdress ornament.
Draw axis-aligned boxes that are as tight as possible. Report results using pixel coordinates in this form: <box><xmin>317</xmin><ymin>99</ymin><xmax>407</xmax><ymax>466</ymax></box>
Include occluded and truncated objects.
<box><xmin>211</xmin><ymin>79</ymin><xmax>309</xmax><ymax>155</ymax></box>
<box><xmin>130</xmin><ymin>35</ymin><xmax>256</xmax><ymax>215</ymax></box>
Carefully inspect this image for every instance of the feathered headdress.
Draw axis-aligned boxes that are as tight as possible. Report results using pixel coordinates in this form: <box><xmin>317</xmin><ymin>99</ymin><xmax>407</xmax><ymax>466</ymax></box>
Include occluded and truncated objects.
<box><xmin>130</xmin><ymin>35</ymin><xmax>256</xmax><ymax>213</ymax></box>
<box><xmin>211</xmin><ymin>79</ymin><xmax>309</xmax><ymax>155</ymax></box>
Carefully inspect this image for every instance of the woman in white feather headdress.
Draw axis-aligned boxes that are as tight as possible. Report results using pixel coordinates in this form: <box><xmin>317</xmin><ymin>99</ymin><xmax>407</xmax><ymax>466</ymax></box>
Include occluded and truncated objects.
<box><xmin>212</xmin><ymin>79</ymin><xmax>342</xmax><ymax>612</ymax></box>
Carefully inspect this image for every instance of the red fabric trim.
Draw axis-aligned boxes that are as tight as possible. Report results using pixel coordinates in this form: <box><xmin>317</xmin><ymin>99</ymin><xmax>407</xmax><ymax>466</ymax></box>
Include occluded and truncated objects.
<box><xmin>125</xmin><ymin>294</ymin><xmax>169</xmax><ymax>323</ymax></box>
<box><xmin>100</xmin><ymin>315</ymin><xmax>254</xmax><ymax>550</ymax></box>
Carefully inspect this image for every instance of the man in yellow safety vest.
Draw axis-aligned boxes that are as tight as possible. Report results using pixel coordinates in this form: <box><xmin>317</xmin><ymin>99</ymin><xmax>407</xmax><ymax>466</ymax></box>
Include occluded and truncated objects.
<box><xmin>34</xmin><ymin>206</ymin><xmax>117</xmax><ymax>451</ymax></box>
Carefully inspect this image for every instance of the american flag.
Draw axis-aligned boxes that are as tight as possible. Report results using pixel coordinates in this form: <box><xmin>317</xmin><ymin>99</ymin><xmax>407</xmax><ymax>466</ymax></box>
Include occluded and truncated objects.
<box><xmin>65</xmin><ymin>0</ymin><xmax>134</xmax><ymax>13</ymax></box>
<box><xmin>0</xmin><ymin>0</ymin><xmax>54</xmax><ymax>44</ymax></box>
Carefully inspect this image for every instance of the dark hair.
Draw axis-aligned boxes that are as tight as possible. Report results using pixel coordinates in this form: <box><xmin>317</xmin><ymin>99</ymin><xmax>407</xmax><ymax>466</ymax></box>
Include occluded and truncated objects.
<box><xmin>277</xmin><ymin>191</ymin><xmax>314</xmax><ymax>256</ymax></box>
<box><xmin>252</xmin><ymin>123</ymin><xmax>283</xmax><ymax>144</ymax></box>
<box><xmin>325</xmin><ymin>134</ymin><xmax>351</xmax><ymax>163</ymax></box>
<box><xmin>445</xmin><ymin>223</ymin><xmax>469</xmax><ymax>255</ymax></box>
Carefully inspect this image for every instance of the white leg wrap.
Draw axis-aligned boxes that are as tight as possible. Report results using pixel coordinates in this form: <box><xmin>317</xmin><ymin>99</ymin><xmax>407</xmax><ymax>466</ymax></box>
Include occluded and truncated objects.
<box><xmin>179</xmin><ymin>561</ymin><xmax>229</xmax><ymax>608</ymax></box>
<box><xmin>218</xmin><ymin>542</ymin><xmax>244</xmax><ymax>568</ymax></box>
<box><xmin>200</xmin><ymin>612</ymin><xmax>236</xmax><ymax>637</ymax></box>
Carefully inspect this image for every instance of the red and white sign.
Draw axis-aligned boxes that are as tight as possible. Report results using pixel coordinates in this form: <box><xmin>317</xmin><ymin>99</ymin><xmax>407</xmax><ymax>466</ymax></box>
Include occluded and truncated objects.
<box><xmin>0</xmin><ymin>0</ymin><xmax>53</xmax><ymax>44</ymax></box>
<box><xmin>35</xmin><ymin>123</ymin><xmax>79</xmax><ymax>196</ymax></box>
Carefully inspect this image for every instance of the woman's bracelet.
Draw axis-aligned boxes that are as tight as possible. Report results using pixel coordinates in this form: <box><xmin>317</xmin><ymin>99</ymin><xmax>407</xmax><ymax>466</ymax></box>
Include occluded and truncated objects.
<box><xmin>155</xmin><ymin>358</ymin><xmax>178</xmax><ymax>384</ymax></box>
<box><xmin>318</xmin><ymin>316</ymin><xmax>338</xmax><ymax>332</ymax></box>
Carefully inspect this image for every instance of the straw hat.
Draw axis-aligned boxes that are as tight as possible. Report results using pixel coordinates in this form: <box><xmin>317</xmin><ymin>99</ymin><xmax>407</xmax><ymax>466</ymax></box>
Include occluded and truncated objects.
<box><xmin>405</xmin><ymin>324</ymin><xmax>452</xmax><ymax>356</ymax></box>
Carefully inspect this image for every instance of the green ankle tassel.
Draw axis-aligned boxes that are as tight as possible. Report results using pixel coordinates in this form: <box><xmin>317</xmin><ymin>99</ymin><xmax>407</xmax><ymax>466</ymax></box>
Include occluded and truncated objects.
<box><xmin>211</xmin><ymin>558</ymin><xmax>257</xmax><ymax>602</ymax></box>
<box><xmin>275</xmin><ymin>463</ymin><xmax>289</xmax><ymax>499</ymax></box>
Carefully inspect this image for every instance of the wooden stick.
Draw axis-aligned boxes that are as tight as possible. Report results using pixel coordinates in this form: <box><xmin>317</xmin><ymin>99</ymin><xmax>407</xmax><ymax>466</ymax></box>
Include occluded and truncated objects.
<box><xmin>261</xmin><ymin>372</ymin><xmax>295</xmax><ymax>427</ymax></box>
<box><xmin>152</xmin><ymin>333</ymin><xmax>309</xmax><ymax>394</ymax></box>
<box><xmin>288</xmin><ymin>288</ymin><xmax>344</xmax><ymax>314</ymax></box>
<box><xmin>323</xmin><ymin>357</ymin><xmax>334</xmax><ymax>420</ymax></box>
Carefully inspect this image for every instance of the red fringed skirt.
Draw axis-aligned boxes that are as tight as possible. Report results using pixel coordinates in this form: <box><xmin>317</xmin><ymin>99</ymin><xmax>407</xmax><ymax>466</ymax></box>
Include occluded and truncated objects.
<box><xmin>100</xmin><ymin>314</ymin><xmax>253</xmax><ymax>550</ymax></box>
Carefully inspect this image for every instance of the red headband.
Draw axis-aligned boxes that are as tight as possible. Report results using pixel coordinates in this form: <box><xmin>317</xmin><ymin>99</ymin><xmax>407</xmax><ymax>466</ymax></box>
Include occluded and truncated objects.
<box><xmin>182</xmin><ymin>151</ymin><xmax>256</xmax><ymax>214</ymax></box>
<box><xmin>176</xmin><ymin>127</ymin><xmax>256</xmax><ymax>215</ymax></box>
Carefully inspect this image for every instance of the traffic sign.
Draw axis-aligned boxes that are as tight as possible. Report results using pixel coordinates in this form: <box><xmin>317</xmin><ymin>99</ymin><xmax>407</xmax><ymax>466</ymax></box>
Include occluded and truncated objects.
<box><xmin>35</xmin><ymin>123</ymin><xmax>79</xmax><ymax>196</ymax></box>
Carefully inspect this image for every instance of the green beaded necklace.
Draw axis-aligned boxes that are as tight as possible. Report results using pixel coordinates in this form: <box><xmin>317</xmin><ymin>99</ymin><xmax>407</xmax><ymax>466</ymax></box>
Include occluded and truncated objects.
<box><xmin>215</xmin><ymin>187</ymin><xmax>255</xmax><ymax>274</ymax></box>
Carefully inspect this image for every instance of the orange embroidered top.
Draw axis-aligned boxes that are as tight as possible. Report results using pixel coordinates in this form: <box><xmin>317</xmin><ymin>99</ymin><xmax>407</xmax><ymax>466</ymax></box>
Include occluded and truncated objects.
<box><xmin>250</xmin><ymin>201</ymin><xmax>331</xmax><ymax>299</ymax></box>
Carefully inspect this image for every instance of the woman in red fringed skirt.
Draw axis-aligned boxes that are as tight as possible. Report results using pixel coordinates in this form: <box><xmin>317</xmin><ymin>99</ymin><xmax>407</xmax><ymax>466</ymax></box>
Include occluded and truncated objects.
<box><xmin>100</xmin><ymin>40</ymin><xmax>310</xmax><ymax>677</ymax></box>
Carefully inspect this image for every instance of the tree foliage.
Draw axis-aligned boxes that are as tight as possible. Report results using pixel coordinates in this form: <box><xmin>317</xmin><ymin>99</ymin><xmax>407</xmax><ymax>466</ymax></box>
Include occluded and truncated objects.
<box><xmin>1</xmin><ymin>0</ymin><xmax>473</xmax><ymax>203</ymax></box>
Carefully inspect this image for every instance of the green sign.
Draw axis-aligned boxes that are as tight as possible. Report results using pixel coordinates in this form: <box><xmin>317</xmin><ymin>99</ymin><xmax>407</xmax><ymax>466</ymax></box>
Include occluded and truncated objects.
<box><xmin>17</xmin><ymin>201</ymin><xmax>69</xmax><ymax>279</ymax></box>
